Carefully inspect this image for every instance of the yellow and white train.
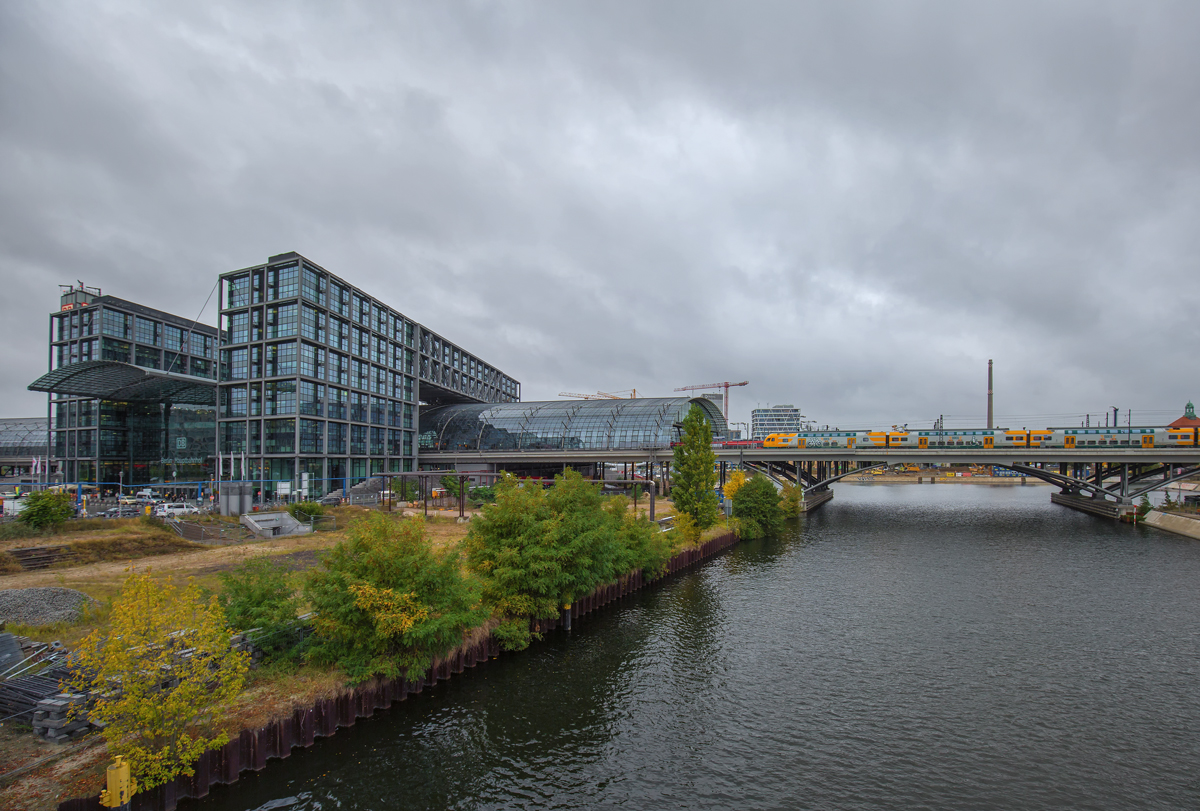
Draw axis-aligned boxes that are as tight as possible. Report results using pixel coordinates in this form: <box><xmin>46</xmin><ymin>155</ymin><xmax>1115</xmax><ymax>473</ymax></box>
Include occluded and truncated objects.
<box><xmin>763</xmin><ymin>427</ymin><xmax>1199</xmax><ymax>449</ymax></box>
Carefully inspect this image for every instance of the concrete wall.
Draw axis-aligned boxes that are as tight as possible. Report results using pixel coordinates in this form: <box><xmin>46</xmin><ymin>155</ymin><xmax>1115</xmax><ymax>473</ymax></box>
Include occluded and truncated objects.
<box><xmin>1143</xmin><ymin>510</ymin><xmax>1200</xmax><ymax>541</ymax></box>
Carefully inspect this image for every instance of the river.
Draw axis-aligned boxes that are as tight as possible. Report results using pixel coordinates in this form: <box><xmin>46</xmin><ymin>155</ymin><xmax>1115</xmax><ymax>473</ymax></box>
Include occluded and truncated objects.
<box><xmin>192</xmin><ymin>484</ymin><xmax>1200</xmax><ymax>810</ymax></box>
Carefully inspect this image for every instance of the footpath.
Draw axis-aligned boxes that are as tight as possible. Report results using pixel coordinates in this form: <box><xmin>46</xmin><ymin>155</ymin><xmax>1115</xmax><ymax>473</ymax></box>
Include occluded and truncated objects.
<box><xmin>1143</xmin><ymin>510</ymin><xmax>1200</xmax><ymax>541</ymax></box>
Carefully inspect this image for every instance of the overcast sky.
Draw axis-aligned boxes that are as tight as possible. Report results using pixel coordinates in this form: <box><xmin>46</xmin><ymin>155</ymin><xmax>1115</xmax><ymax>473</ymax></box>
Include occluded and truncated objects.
<box><xmin>2</xmin><ymin>1</ymin><xmax>1198</xmax><ymax>431</ymax></box>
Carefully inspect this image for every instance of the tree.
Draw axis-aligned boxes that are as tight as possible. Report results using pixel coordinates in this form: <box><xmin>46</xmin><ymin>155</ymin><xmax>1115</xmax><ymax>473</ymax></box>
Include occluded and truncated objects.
<box><xmin>69</xmin><ymin>572</ymin><xmax>248</xmax><ymax>793</ymax></box>
<box><xmin>18</xmin><ymin>490</ymin><xmax>73</xmax><ymax>529</ymax></box>
<box><xmin>732</xmin><ymin>475</ymin><xmax>784</xmax><ymax>539</ymax></box>
<box><xmin>723</xmin><ymin>469</ymin><xmax>747</xmax><ymax>501</ymax></box>
<box><xmin>778</xmin><ymin>481</ymin><xmax>803</xmax><ymax>518</ymax></box>
<box><xmin>218</xmin><ymin>557</ymin><xmax>302</xmax><ymax>660</ymax></box>
<box><xmin>465</xmin><ymin>471</ymin><xmax>657</xmax><ymax>650</ymax></box>
<box><xmin>303</xmin><ymin>513</ymin><xmax>487</xmax><ymax>683</ymax></box>
<box><xmin>671</xmin><ymin>405</ymin><xmax>719</xmax><ymax>529</ymax></box>
<box><xmin>440</xmin><ymin>474</ymin><xmax>463</xmax><ymax>497</ymax></box>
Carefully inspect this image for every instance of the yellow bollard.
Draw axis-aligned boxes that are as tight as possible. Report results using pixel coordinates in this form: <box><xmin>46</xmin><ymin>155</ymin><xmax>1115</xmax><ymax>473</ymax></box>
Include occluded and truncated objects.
<box><xmin>99</xmin><ymin>755</ymin><xmax>136</xmax><ymax>808</ymax></box>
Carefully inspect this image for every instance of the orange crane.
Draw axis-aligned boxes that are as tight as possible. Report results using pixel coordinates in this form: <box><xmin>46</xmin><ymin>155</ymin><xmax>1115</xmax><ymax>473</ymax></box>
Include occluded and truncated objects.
<box><xmin>673</xmin><ymin>381</ymin><xmax>749</xmax><ymax>422</ymax></box>
<box><xmin>598</xmin><ymin>389</ymin><xmax>639</xmax><ymax>399</ymax></box>
<box><xmin>558</xmin><ymin>391</ymin><xmax>619</xmax><ymax>400</ymax></box>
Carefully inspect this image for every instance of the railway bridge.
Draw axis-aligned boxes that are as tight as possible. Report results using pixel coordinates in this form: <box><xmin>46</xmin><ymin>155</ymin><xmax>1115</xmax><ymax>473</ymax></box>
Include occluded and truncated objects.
<box><xmin>420</xmin><ymin>446</ymin><xmax>1200</xmax><ymax>519</ymax></box>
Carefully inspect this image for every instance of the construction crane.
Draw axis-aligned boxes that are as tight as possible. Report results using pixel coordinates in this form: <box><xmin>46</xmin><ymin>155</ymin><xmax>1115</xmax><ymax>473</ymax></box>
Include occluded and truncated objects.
<box><xmin>558</xmin><ymin>392</ymin><xmax>618</xmax><ymax>400</ymax></box>
<box><xmin>597</xmin><ymin>389</ymin><xmax>639</xmax><ymax>399</ymax></box>
<box><xmin>673</xmin><ymin>381</ymin><xmax>749</xmax><ymax>422</ymax></box>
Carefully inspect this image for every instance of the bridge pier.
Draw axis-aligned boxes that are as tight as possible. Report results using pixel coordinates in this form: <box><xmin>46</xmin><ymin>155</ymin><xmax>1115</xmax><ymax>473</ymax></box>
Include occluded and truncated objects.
<box><xmin>1050</xmin><ymin>491</ymin><xmax>1138</xmax><ymax>520</ymax></box>
<box><xmin>802</xmin><ymin>489</ymin><xmax>834</xmax><ymax>512</ymax></box>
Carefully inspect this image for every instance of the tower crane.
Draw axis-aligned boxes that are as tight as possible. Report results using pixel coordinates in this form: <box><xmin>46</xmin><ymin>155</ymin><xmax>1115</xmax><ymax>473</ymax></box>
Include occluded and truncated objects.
<box><xmin>673</xmin><ymin>381</ymin><xmax>749</xmax><ymax>422</ymax></box>
<box><xmin>597</xmin><ymin>389</ymin><xmax>639</xmax><ymax>399</ymax></box>
<box><xmin>558</xmin><ymin>392</ymin><xmax>618</xmax><ymax>400</ymax></box>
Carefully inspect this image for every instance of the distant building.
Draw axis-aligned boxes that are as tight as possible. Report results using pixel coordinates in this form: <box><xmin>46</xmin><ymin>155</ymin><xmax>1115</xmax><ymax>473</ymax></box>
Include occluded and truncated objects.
<box><xmin>1168</xmin><ymin>401</ymin><xmax>1200</xmax><ymax>429</ymax></box>
<box><xmin>751</xmin><ymin>404</ymin><xmax>802</xmax><ymax>439</ymax></box>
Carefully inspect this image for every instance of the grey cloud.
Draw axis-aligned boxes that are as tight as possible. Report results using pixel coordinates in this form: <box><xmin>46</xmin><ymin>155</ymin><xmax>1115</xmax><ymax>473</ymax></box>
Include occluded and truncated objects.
<box><xmin>2</xmin><ymin>0</ymin><xmax>1198</xmax><ymax>430</ymax></box>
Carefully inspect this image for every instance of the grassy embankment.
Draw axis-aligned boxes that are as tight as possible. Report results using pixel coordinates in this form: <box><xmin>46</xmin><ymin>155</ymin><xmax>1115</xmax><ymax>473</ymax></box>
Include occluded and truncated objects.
<box><xmin>0</xmin><ymin>496</ymin><xmax>723</xmax><ymax>810</ymax></box>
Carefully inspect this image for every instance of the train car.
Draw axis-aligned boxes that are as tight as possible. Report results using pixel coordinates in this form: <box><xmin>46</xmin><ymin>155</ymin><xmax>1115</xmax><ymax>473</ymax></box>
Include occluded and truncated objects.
<box><xmin>860</xmin><ymin>430</ymin><xmax>915</xmax><ymax>448</ymax></box>
<box><xmin>763</xmin><ymin>432</ymin><xmax>860</xmax><ymax>448</ymax></box>
<box><xmin>915</xmin><ymin>429</ymin><xmax>996</xmax><ymax>448</ymax></box>
<box><xmin>763</xmin><ymin>433</ymin><xmax>798</xmax><ymax>448</ymax></box>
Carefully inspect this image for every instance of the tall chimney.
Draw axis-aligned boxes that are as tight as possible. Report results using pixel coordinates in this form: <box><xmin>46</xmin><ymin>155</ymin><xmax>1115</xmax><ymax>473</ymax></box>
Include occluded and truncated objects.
<box><xmin>987</xmin><ymin>359</ymin><xmax>993</xmax><ymax>429</ymax></box>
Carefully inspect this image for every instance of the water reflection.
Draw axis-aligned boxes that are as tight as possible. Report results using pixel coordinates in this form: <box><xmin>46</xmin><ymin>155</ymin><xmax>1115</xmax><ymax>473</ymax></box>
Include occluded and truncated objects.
<box><xmin>194</xmin><ymin>484</ymin><xmax>1200</xmax><ymax>811</ymax></box>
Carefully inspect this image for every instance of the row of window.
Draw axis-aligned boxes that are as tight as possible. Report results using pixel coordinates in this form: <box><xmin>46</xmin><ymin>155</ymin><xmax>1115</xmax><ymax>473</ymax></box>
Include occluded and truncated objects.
<box><xmin>221</xmin><ymin>343</ymin><xmax>417</xmax><ymax>398</ymax></box>
<box><xmin>220</xmin><ymin>420</ymin><xmax>414</xmax><ymax>456</ymax></box>
<box><xmin>94</xmin><ymin>310</ymin><xmax>214</xmax><ymax>356</ymax></box>
<box><xmin>221</xmin><ymin>383</ymin><xmax>414</xmax><ymax>425</ymax></box>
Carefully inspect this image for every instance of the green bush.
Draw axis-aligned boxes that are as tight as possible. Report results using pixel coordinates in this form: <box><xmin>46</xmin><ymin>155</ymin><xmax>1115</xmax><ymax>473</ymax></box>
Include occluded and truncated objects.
<box><xmin>468</xmin><ymin>485</ymin><xmax>497</xmax><ymax>504</ymax></box>
<box><xmin>303</xmin><ymin>513</ymin><xmax>487</xmax><ymax>683</ymax></box>
<box><xmin>218</xmin><ymin>557</ymin><xmax>303</xmax><ymax>660</ymax></box>
<box><xmin>465</xmin><ymin>470</ymin><xmax>665</xmax><ymax>651</ymax></box>
<box><xmin>17</xmin><ymin>491</ymin><xmax>74</xmax><ymax>529</ymax></box>
<box><xmin>732</xmin><ymin>476</ymin><xmax>784</xmax><ymax>539</ymax></box>
<box><xmin>288</xmin><ymin>501</ymin><xmax>326</xmax><ymax>520</ymax></box>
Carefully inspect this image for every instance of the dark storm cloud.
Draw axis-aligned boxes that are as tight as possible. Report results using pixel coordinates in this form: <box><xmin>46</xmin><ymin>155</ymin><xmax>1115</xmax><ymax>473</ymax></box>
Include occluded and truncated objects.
<box><xmin>2</xmin><ymin>1</ymin><xmax>1198</xmax><ymax>430</ymax></box>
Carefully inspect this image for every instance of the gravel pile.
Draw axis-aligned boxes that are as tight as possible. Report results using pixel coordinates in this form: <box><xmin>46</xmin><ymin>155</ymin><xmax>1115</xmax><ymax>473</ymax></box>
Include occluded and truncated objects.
<box><xmin>0</xmin><ymin>588</ymin><xmax>98</xmax><ymax>627</ymax></box>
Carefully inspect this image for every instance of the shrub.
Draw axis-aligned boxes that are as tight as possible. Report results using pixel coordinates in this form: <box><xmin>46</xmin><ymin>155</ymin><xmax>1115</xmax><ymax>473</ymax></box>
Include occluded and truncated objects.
<box><xmin>732</xmin><ymin>476</ymin><xmax>784</xmax><ymax>539</ymax></box>
<box><xmin>468</xmin><ymin>485</ymin><xmax>497</xmax><ymax>504</ymax></box>
<box><xmin>17</xmin><ymin>491</ymin><xmax>73</xmax><ymax>529</ymax></box>
<box><xmin>464</xmin><ymin>471</ymin><xmax>629</xmax><ymax>651</ymax></box>
<box><xmin>219</xmin><ymin>557</ymin><xmax>303</xmax><ymax>659</ymax></box>
<box><xmin>69</xmin><ymin>572</ymin><xmax>247</xmax><ymax>793</ymax></box>
<box><xmin>303</xmin><ymin>513</ymin><xmax>487</xmax><ymax>683</ymax></box>
<box><xmin>288</xmin><ymin>500</ymin><xmax>326</xmax><ymax>520</ymax></box>
<box><xmin>779</xmin><ymin>482</ymin><xmax>803</xmax><ymax>518</ymax></box>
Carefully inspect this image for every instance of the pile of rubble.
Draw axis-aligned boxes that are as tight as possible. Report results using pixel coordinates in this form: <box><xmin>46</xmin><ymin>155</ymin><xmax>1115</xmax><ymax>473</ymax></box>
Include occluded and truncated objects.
<box><xmin>32</xmin><ymin>693</ymin><xmax>101</xmax><ymax>744</ymax></box>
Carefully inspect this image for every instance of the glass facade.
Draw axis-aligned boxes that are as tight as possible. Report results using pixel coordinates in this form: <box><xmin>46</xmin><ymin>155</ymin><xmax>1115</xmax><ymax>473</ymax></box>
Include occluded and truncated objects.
<box><xmin>419</xmin><ymin>397</ymin><xmax>727</xmax><ymax>452</ymax></box>
<box><xmin>218</xmin><ymin>252</ymin><xmax>520</xmax><ymax>498</ymax></box>
<box><xmin>48</xmin><ymin>291</ymin><xmax>220</xmax><ymax>486</ymax></box>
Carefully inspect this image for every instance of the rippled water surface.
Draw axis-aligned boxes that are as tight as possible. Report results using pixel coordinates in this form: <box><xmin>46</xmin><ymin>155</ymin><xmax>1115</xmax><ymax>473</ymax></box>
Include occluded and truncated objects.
<box><xmin>194</xmin><ymin>485</ymin><xmax>1200</xmax><ymax>810</ymax></box>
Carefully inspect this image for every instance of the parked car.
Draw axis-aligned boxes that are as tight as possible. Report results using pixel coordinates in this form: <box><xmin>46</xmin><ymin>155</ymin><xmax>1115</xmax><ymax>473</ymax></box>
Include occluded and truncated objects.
<box><xmin>103</xmin><ymin>506</ymin><xmax>143</xmax><ymax>519</ymax></box>
<box><xmin>154</xmin><ymin>502</ymin><xmax>200</xmax><ymax>518</ymax></box>
<box><xmin>318</xmin><ymin>495</ymin><xmax>342</xmax><ymax>506</ymax></box>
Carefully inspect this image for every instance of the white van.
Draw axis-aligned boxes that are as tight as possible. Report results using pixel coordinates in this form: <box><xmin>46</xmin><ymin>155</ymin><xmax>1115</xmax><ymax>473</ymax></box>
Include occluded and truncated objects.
<box><xmin>154</xmin><ymin>502</ymin><xmax>199</xmax><ymax>518</ymax></box>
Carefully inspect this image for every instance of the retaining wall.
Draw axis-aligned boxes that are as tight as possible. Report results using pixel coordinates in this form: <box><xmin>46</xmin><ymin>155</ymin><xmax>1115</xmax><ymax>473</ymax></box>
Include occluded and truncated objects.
<box><xmin>58</xmin><ymin>531</ymin><xmax>740</xmax><ymax>811</ymax></box>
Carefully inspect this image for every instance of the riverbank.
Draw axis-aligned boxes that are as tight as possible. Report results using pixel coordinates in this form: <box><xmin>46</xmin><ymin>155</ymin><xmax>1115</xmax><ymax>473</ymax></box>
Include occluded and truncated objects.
<box><xmin>1143</xmin><ymin>509</ymin><xmax>1200</xmax><ymax>541</ymax></box>
<box><xmin>839</xmin><ymin>472</ymin><xmax>1051</xmax><ymax>485</ymax></box>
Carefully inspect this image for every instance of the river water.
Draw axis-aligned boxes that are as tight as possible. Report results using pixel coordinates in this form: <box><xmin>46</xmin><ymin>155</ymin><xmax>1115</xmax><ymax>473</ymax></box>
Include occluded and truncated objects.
<box><xmin>194</xmin><ymin>484</ymin><xmax>1200</xmax><ymax>811</ymax></box>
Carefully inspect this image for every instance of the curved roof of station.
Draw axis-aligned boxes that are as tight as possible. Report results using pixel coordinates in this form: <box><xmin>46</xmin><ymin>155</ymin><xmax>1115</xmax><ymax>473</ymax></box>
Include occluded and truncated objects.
<box><xmin>28</xmin><ymin>361</ymin><xmax>216</xmax><ymax>406</ymax></box>
<box><xmin>0</xmin><ymin>418</ymin><xmax>49</xmax><ymax>458</ymax></box>
<box><xmin>419</xmin><ymin>397</ymin><xmax>727</xmax><ymax>452</ymax></box>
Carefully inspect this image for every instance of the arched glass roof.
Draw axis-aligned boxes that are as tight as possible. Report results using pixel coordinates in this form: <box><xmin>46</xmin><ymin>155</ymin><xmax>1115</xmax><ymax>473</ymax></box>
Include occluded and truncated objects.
<box><xmin>0</xmin><ymin>418</ymin><xmax>49</xmax><ymax>458</ymax></box>
<box><xmin>419</xmin><ymin>397</ymin><xmax>727</xmax><ymax>452</ymax></box>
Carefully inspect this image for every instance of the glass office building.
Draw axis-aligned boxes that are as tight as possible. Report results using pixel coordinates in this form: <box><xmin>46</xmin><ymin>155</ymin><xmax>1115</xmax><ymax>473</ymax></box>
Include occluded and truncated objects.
<box><xmin>217</xmin><ymin>252</ymin><xmax>519</xmax><ymax>498</ymax></box>
<box><xmin>32</xmin><ymin>286</ymin><xmax>219</xmax><ymax>487</ymax></box>
<box><xmin>750</xmin><ymin>404</ymin><xmax>804</xmax><ymax>440</ymax></box>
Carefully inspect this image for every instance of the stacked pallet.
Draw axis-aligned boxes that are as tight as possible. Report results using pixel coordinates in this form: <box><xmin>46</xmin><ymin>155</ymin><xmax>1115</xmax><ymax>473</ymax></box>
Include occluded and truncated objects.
<box><xmin>32</xmin><ymin>693</ymin><xmax>96</xmax><ymax>744</ymax></box>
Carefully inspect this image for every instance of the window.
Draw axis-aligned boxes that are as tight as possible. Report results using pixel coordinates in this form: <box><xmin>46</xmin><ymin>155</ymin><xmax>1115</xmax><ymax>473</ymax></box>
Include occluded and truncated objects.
<box><xmin>264</xmin><ymin>419</ymin><xmax>295</xmax><ymax>454</ymax></box>
<box><xmin>227</xmin><ymin>274</ymin><xmax>251</xmax><ymax>308</ymax></box>
<box><xmin>328</xmin><ymin>316</ymin><xmax>349</xmax><ymax>352</ymax></box>
<box><xmin>371</xmin><ymin>396</ymin><xmax>385</xmax><ymax>425</ymax></box>
<box><xmin>264</xmin><ymin>380</ymin><xmax>296</xmax><ymax>415</ymax></box>
<box><xmin>300</xmin><ymin>419</ymin><xmax>324</xmax><ymax>453</ymax></box>
<box><xmin>220</xmin><ymin>422</ymin><xmax>247</xmax><ymax>454</ymax></box>
<box><xmin>250</xmin><ymin>382</ymin><xmax>261</xmax><ymax>416</ymax></box>
<box><xmin>102</xmin><ymin>310</ymin><xmax>130</xmax><ymax>338</ymax></box>
<box><xmin>135</xmin><ymin>346</ymin><xmax>161</xmax><ymax>369</ymax></box>
<box><xmin>388</xmin><ymin>429</ymin><xmax>403</xmax><ymax>456</ymax></box>
<box><xmin>226</xmin><ymin>348</ymin><xmax>248</xmax><ymax>380</ymax></box>
<box><xmin>388</xmin><ymin>400</ymin><xmax>401</xmax><ymax>427</ymax></box>
<box><xmin>403</xmin><ymin>403</ymin><xmax>413</xmax><ymax>429</ymax></box>
<box><xmin>370</xmin><ymin>427</ymin><xmax>385</xmax><ymax>456</ymax></box>
<box><xmin>163</xmin><ymin>325</ymin><xmax>183</xmax><ymax>352</ymax></box>
<box><xmin>134</xmin><ymin>317</ymin><xmax>159</xmax><ymax>346</ymax></box>
<box><xmin>329</xmin><ymin>282</ymin><xmax>349</xmax><ymax>316</ymax></box>
<box><xmin>352</xmin><ymin>327</ymin><xmax>368</xmax><ymax>358</ymax></box>
<box><xmin>266</xmin><ymin>303</ymin><xmax>298</xmax><ymax>339</ymax></box>
<box><xmin>300</xmin><ymin>380</ymin><xmax>324</xmax><ymax>416</ymax></box>
<box><xmin>350</xmin><ymin>424</ymin><xmax>367</xmax><ymax>455</ymax></box>
<box><xmin>267</xmin><ymin>263</ymin><xmax>299</xmax><ymax>301</ymax></box>
<box><xmin>190</xmin><ymin>357</ymin><xmax>212</xmax><ymax>378</ymax></box>
<box><xmin>229</xmin><ymin>311</ymin><xmax>250</xmax><ymax>344</ymax></box>
<box><xmin>301</xmin><ymin>266</ymin><xmax>326</xmax><ymax>305</ymax></box>
<box><xmin>328</xmin><ymin>387</ymin><xmax>347</xmax><ymax>420</ymax></box>
<box><xmin>352</xmin><ymin>293</ymin><xmax>368</xmax><ymax>325</ymax></box>
<box><xmin>327</xmin><ymin>422</ymin><xmax>347</xmax><ymax>454</ymax></box>
<box><xmin>265</xmin><ymin>341</ymin><xmax>297</xmax><ymax>376</ymax></box>
<box><xmin>101</xmin><ymin>338</ymin><xmax>130</xmax><ymax>362</ymax></box>
<box><xmin>300</xmin><ymin>304</ymin><xmax>325</xmax><ymax>343</ymax></box>
<box><xmin>350</xmin><ymin>391</ymin><xmax>367</xmax><ymax>422</ymax></box>
<box><xmin>328</xmin><ymin>351</ymin><xmax>348</xmax><ymax>386</ymax></box>
<box><xmin>225</xmin><ymin>385</ymin><xmax>248</xmax><ymax>418</ymax></box>
<box><xmin>300</xmin><ymin>342</ymin><xmax>325</xmax><ymax>379</ymax></box>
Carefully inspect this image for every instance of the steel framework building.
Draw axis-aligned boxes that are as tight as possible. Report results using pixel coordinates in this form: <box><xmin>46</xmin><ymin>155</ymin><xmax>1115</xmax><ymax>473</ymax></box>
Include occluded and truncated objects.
<box><xmin>216</xmin><ymin>252</ymin><xmax>519</xmax><ymax>498</ymax></box>
<box><xmin>750</xmin><ymin>404</ymin><xmax>803</xmax><ymax>439</ymax></box>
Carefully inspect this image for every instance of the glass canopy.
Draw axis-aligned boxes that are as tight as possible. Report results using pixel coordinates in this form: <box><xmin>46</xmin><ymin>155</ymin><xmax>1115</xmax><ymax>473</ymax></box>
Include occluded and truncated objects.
<box><xmin>419</xmin><ymin>397</ymin><xmax>727</xmax><ymax>452</ymax></box>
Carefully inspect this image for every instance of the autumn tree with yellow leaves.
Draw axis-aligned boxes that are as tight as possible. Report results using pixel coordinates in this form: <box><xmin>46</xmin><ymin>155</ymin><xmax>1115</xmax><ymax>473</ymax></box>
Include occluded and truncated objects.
<box><xmin>303</xmin><ymin>513</ymin><xmax>488</xmax><ymax>683</ymax></box>
<box><xmin>69</xmin><ymin>572</ymin><xmax>248</xmax><ymax>793</ymax></box>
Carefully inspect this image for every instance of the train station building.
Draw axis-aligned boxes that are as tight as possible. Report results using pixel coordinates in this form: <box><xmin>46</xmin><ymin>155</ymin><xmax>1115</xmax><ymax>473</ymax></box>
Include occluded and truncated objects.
<box><xmin>28</xmin><ymin>252</ymin><xmax>730</xmax><ymax>497</ymax></box>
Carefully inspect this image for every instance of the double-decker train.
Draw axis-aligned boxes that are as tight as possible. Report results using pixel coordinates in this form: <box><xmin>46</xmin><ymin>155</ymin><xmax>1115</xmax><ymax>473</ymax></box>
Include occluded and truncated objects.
<box><xmin>760</xmin><ymin>426</ymin><xmax>1199</xmax><ymax>449</ymax></box>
